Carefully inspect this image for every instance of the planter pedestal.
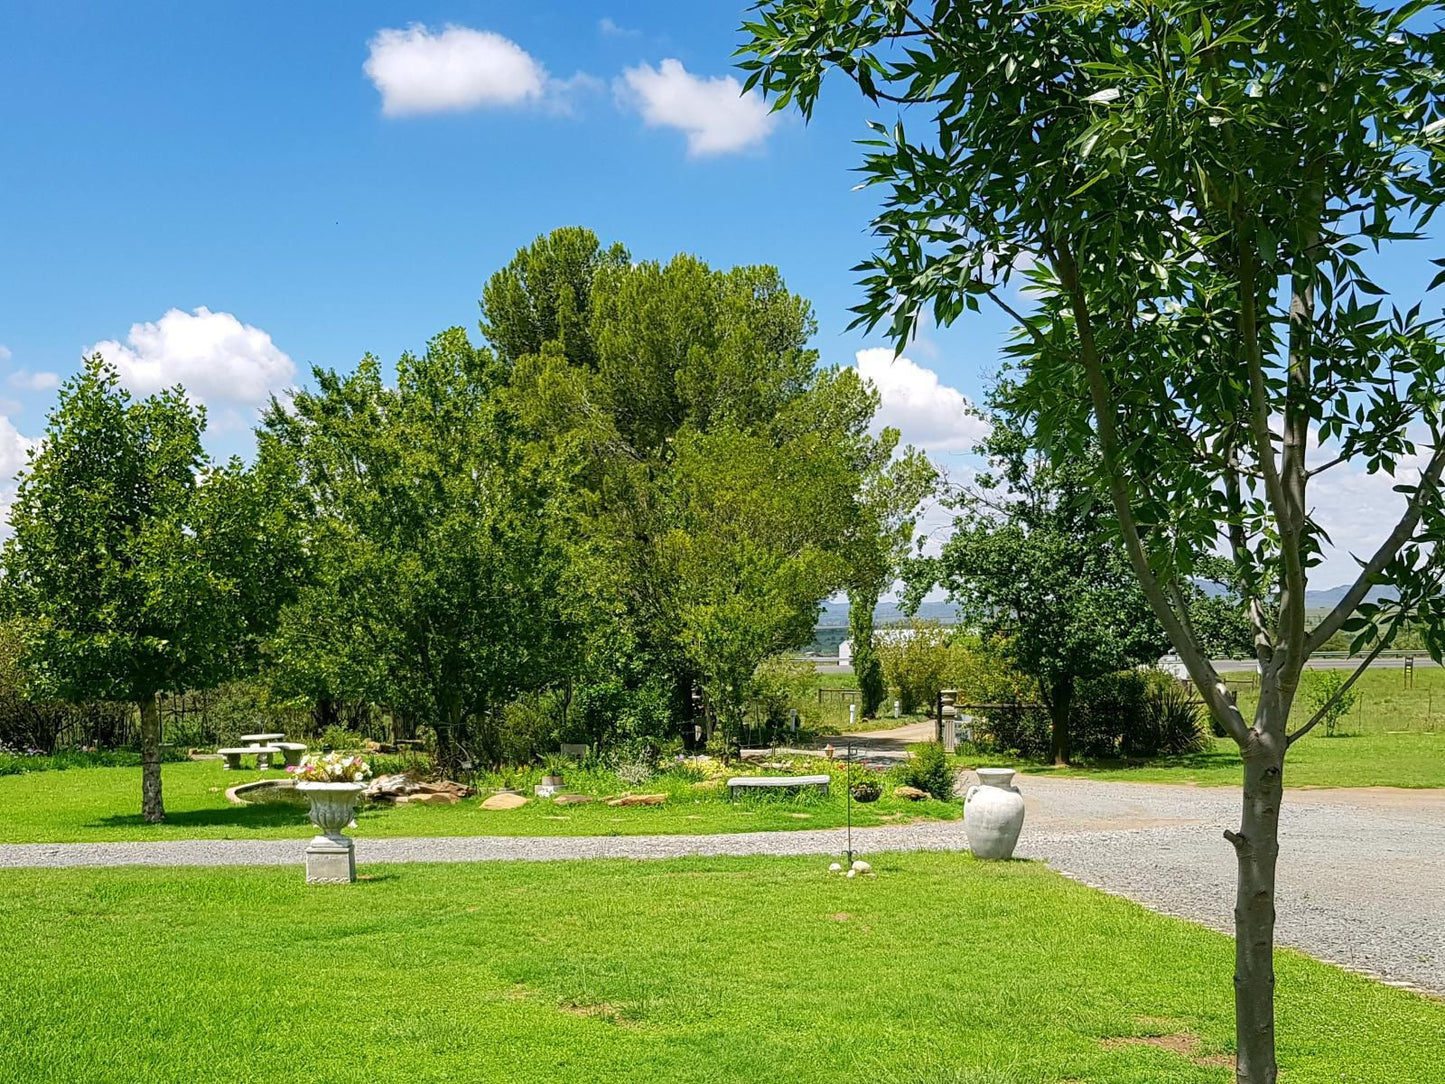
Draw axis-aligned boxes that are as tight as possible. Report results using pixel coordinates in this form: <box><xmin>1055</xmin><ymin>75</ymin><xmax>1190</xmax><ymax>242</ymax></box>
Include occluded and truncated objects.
<box><xmin>305</xmin><ymin>834</ymin><xmax>356</xmax><ymax>885</ymax></box>
<box><xmin>295</xmin><ymin>781</ymin><xmax>364</xmax><ymax>884</ymax></box>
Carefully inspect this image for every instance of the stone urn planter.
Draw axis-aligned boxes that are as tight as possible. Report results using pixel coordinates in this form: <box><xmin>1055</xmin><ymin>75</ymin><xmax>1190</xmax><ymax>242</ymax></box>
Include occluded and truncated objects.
<box><xmin>964</xmin><ymin>768</ymin><xmax>1025</xmax><ymax>860</ymax></box>
<box><xmin>295</xmin><ymin>781</ymin><xmax>364</xmax><ymax>884</ymax></box>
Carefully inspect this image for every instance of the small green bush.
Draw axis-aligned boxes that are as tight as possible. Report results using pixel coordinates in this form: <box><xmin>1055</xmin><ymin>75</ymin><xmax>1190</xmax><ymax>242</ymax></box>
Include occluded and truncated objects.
<box><xmin>320</xmin><ymin>725</ymin><xmax>368</xmax><ymax>751</ymax></box>
<box><xmin>1303</xmin><ymin>669</ymin><xmax>1358</xmax><ymax>738</ymax></box>
<box><xmin>894</xmin><ymin>741</ymin><xmax>954</xmax><ymax>800</ymax></box>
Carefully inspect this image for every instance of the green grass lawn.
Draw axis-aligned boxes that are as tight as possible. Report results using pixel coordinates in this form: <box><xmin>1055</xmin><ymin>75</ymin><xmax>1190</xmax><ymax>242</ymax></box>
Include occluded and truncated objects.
<box><xmin>0</xmin><ymin>759</ymin><xmax>958</xmax><ymax>844</ymax></box>
<box><xmin>955</xmin><ymin>729</ymin><xmax>1445</xmax><ymax>788</ymax></box>
<box><xmin>0</xmin><ymin>852</ymin><xmax>1437</xmax><ymax>1083</ymax></box>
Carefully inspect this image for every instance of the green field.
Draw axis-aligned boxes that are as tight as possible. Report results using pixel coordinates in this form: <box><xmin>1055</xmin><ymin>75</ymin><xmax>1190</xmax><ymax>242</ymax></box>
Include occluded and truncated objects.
<box><xmin>0</xmin><ymin>853</ymin><xmax>1437</xmax><ymax>1083</ymax></box>
<box><xmin>948</xmin><ymin>667</ymin><xmax>1445</xmax><ymax>788</ymax></box>
<box><xmin>0</xmin><ymin>759</ymin><xmax>958</xmax><ymax>845</ymax></box>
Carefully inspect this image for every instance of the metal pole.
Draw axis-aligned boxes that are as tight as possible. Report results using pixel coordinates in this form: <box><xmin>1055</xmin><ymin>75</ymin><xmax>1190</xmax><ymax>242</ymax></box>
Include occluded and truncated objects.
<box><xmin>845</xmin><ymin>741</ymin><xmax>853</xmax><ymax>866</ymax></box>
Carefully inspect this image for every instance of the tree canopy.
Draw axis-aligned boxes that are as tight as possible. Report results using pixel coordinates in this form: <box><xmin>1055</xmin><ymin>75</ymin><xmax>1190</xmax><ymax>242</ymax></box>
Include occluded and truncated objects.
<box><xmin>740</xmin><ymin>2</ymin><xmax>1445</xmax><ymax>1077</ymax></box>
<box><xmin>1</xmin><ymin>358</ymin><xmax>303</xmax><ymax>820</ymax></box>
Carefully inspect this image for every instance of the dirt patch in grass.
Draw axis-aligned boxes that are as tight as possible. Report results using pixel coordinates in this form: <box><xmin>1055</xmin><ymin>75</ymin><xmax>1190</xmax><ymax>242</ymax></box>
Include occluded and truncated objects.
<box><xmin>559</xmin><ymin>1001</ymin><xmax>636</xmax><ymax>1027</ymax></box>
<box><xmin>1102</xmin><ymin>1032</ymin><xmax>1233</xmax><ymax>1069</ymax></box>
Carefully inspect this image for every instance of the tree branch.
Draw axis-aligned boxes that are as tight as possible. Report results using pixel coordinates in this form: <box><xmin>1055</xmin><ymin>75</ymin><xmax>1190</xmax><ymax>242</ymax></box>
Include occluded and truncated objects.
<box><xmin>1050</xmin><ymin>238</ymin><xmax>1251</xmax><ymax>744</ymax></box>
<box><xmin>1305</xmin><ymin>443</ymin><xmax>1445</xmax><ymax>653</ymax></box>
<box><xmin>1286</xmin><ymin>638</ymin><xmax>1388</xmax><ymax>746</ymax></box>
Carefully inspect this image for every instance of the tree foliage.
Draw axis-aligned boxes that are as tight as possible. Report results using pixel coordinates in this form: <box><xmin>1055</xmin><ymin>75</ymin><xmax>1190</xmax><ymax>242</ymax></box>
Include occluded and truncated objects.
<box><xmin>908</xmin><ymin>414</ymin><xmax>1168</xmax><ymax>763</ymax></box>
<box><xmin>261</xmin><ymin>330</ymin><xmax>572</xmax><ymax>771</ymax></box>
<box><xmin>1</xmin><ymin>359</ymin><xmax>303</xmax><ymax>819</ymax></box>
<box><xmin>740</xmin><ymin>3</ymin><xmax>1445</xmax><ymax>1076</ymax></box>
<box><xmin>490</xmin><ymin>228</ymin><xmax>921</xmax><ymax>753</ymax></box>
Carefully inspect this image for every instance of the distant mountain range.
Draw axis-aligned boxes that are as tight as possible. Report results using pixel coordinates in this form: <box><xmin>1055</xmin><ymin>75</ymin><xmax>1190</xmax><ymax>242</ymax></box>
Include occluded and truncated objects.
<box><xmin>1302</xmin><ymin>583</ymin><xmax>1395</xmax><ymax>610</ymax></box>
<box><xmin>814</xmin><ymin>598</ymin><xmax>959</xmax><ymax>628</ymax></box>
<box><xmin>814</xmin><ymin>583</ymin><xmax>1393</xmax><ymax>630</ymax></box>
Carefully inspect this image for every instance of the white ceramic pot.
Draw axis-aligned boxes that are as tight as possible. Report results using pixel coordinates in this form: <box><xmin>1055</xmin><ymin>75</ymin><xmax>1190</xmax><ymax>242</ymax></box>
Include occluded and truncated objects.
<box><xmin>294</xmin><ymin>782</ymin><xmax>364</xmax><ymax>839</ymax></box>
<box><xmin>964</xmin><ymin>768</ymin><xmax>1025</xmax><ymax>860</ymax></box>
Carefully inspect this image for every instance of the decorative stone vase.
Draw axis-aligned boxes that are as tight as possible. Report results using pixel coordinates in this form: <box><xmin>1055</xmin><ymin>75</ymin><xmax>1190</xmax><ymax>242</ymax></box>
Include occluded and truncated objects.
<box><xmin>964</xmin><ymin>768</ymin><xmax>1025</xmax><ymax>860</ymax></box>
<box><xmin>295</xmin><ymin>781</ymin><xmax>364</xmax><ymax>884</ymax></box>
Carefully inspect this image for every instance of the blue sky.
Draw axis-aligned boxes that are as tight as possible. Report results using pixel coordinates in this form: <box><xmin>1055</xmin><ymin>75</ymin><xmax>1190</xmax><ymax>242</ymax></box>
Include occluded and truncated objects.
<box><xmin>0</xmin><ymin>2</ymin><xmax>1432</xmax><ymax>586</ymax></box>
<box><xmin>0</xmin><ymin>2</ymin><xmax>1004</xmax><ymax>453</ymax></box>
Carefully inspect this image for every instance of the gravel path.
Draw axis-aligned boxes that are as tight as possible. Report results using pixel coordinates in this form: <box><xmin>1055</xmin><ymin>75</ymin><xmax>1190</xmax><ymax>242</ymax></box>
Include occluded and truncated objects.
<box><xmin>1014</xmin><ymin>777</ymin><xmax>1445</xmax><ymax>997</ymax></box>
<box><xmin>1</xmin><ymin>776</ymin><xmax>1439</xmax><ymax>995</ymax></box>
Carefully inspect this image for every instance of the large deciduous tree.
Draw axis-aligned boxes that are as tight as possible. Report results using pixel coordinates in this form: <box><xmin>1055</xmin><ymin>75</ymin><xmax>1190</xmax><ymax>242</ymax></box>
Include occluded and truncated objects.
<box><xmin>910</xmin><ymin>415</ymin><xmax>1168</xmax><ymax>765</ymax></box>
<box><xmin>489</xmin><ymin>228</ymin><xmax>924</xmax><ymax>745</ymax></box>
<box><xmin>262</xmin><ymin>330</ymin><xmax>572</xmax><ymax>772</ymax></box>
<box><xmin>1</xmin><ymin>359</ymin><xmax>303</xmax><ymax>821</ymax></box>
<box><xmin>845</xmin><ymin>439</ymin><xmax>936</xmax><ymax>718</ymax></box>
<box><xmin>741</xmin><ymin>3</ymin><xmax>1445</xmax><ymax>1078</ymax></box>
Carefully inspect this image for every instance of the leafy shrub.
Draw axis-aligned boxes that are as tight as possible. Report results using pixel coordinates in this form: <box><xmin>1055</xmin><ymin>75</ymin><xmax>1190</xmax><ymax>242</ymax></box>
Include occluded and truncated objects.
<box><xmin>573</xmin><ymin>680</ymin><xmax>675</xmax><ymax>749</ymax></box>
<box><xmin>750</xmin><ymin>655</ymin><xmax>815</xmax><ymax>729</ymax></box>
<box><xmin>320</xmin><ymin>725</ymin><xmax>368</xmax><ymax>751</ymax></box>
<box><xmin>607</xmin><ymin>738</ymin><xmax>657</xmax><ymax>787</ymax></box>
<box><xmin>877</xmin><ymin>621</ymin><xmax>952</xmax><ymax>713</ymax></box>
<box><xmin>496</xmin><ymin>694</ymin><xmax>560</xmax><ymax>765</ymax></box>
<box><xmin>972</xmin><ymin>707</ymin><xmax>1051</xmax><ymax>759</ymax></box>
<box><xmin>894</xmin><ymin>741</ymin><xmax>954</xmax><ymax>800</ymax></box>
<box><xmin>1302</xmin><ymin>668</ymin><xmax>1358</xmax><ymax>738</ymax></box>
<box><xmin>1073</xmin><ymin>671</ymin><xmax>1149</xmax><ymax>759</ymax></box>
<box><xmin>1075</xmin><ymin>669</ymin><xmax>1208</xmax><ymax>759</ymax></box>
<box><xmin>1138</xmin><ymin>679</ymin><xmax>1210</xmax><ymax>755</ymax></box>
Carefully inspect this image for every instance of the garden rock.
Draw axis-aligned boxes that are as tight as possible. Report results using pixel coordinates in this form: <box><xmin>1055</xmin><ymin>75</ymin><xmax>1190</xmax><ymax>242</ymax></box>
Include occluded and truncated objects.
<box><xmin>554</xmin><ymin>794</ymin><xmax>595</xmax><ymax>805</ymax></box>
<box><xmin>400</xmin><ymin>792</ymin><xmax>460</xmax><ymax>806</ymax></box>
<box><xmin>894</xmin><ymin>785</ymin><xmax>928</xmax><ymax>801</ymax></box>
<box><xmin>480</xmin><ymin>792</ymin><xmax>528</xmax><ymax>811</ymax></box>
<box><xmin>417</xmin><ymin>780</ymin><xmax>474</xmax><ymax>798</ymax></box>
<box><xmin>365</xmin><ymin>774</ymin><xmax>418</xmax><ymax>800</ymax></box>
<box><xmin>606</xmin><ymin>793</ymin><xmax>667</xmax><ymax>807</ymax></box>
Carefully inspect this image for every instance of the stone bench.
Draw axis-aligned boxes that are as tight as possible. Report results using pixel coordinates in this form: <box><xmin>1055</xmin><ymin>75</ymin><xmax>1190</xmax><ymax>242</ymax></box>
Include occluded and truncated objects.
<box><xmin>273</xmin><ymin>742</ymin><xmax>307</xmax><ymax>768</ymax></box>
<box><xmin>727</xmin><ymin>774</ymin><xmax>830</xmax><ymax>798</ymax></box>
<box><xmin>219</xmin><ymin>746</ymin><xmax>282</xmax><ymax>771</ymax></box>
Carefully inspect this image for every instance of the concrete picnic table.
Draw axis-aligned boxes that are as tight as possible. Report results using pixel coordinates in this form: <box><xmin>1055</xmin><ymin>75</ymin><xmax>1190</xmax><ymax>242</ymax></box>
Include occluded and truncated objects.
<box><xmin>240</xmin><ymin>732</ymin><xmax>285</xmax><ymax>745</ymax></box>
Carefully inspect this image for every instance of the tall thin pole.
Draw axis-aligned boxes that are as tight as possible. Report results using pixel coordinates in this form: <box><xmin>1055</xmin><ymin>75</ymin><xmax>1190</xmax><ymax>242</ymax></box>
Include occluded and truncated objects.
<box><xmin>845</xmin><ymin>740</ymin><xmax>854</xmax><ymax>866</ymax></box>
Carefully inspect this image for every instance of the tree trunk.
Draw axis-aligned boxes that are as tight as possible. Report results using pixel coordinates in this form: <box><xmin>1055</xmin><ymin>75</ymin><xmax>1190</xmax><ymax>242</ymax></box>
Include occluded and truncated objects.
<box><xmin>1230</xmin><ymin>708</ymin><xmax>1286</xmax><ymax>1083</ymax></box>
<box><xmin>1048</xmin><ymin>680</ymin><xmax>1073</xmax><ymax>767</ymax></box>
<box><xmin>138</xmin><ymin>692</ymin><xmax>164</xmax><ymax>824</ymax></box>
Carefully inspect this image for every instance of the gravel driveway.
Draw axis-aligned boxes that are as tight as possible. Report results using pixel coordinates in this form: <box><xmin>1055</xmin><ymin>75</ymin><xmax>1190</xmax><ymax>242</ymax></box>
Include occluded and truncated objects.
<box><xmin>1</xmin><ymin>776</ymin><xmax>1438</xmax><ymax>995</ymax></box>
<box><xmin>1013</xmin><ymin>776</ymin><xmax>1445</xmax><ymax>996</ymax></box>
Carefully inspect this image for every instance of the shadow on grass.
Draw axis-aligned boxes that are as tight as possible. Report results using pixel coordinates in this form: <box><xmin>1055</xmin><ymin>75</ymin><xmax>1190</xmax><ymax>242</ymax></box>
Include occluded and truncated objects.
<box><xmin>89</xmin><ymin>805</ymin><xmax>309</xmax><ymax>832</ymax></box>
<box><xmin>958</xmin><ymin>745</ymin><xmax>1245</xmax><ymax>775</ymax></box>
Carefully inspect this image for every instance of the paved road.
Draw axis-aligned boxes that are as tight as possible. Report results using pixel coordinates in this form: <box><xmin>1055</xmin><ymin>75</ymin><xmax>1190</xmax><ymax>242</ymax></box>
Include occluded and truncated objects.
<box><xmin>0</xmin><ymin>776</ymin><xmax>1438</xmax><ymax>995</ymax></box>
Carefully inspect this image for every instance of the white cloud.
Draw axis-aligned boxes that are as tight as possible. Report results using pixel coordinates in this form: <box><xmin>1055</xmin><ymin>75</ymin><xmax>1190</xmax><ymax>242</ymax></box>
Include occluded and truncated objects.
<box><xmin>598</xmin><ymin>17</ymin><xmax>639</xmax><ymax>38</ymax></box>
<box><xmin>854</xmin><ymin>348</ymin><xmax>989</xmax><ymax>456</ymax></box>
<box><xmin>0</xmin><ymin>414</ymin><xmax>36</xmax><ymax>540</ymax></box>
<box><xmin>617</xmin><ymin>59</ymin><xmax>777</xmax><ymax>156</ymax></box>
<box><xmin>364</xmin><ymin>25</ymin><xmax>549</xmax><ymax>116</ymax></box>
<box><xmin>89</xmin><ymin>307</ymin><xmax>295</xmax><ymax>408</ymax></box>
<box><xmin>0</xmin><ymin>345</ymin><xmax>10</xmax><ymax>362</ymax></box>
<box><xmin>7</xmin><ymin>369</ymin><xmax>60</xmax><ymax>392</ymax></box>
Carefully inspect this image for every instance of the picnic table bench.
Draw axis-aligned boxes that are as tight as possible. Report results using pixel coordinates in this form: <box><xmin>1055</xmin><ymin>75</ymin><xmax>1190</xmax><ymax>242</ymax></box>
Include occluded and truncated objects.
<box><xmin>727</xmin><ymin>774</ymin><xmax>830</xmax><ymax>798</ymax></box>
<box><xmin>218</xmin><ymin>745</ymin><xmax>282</xmax><ymax>771</ymax></box>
